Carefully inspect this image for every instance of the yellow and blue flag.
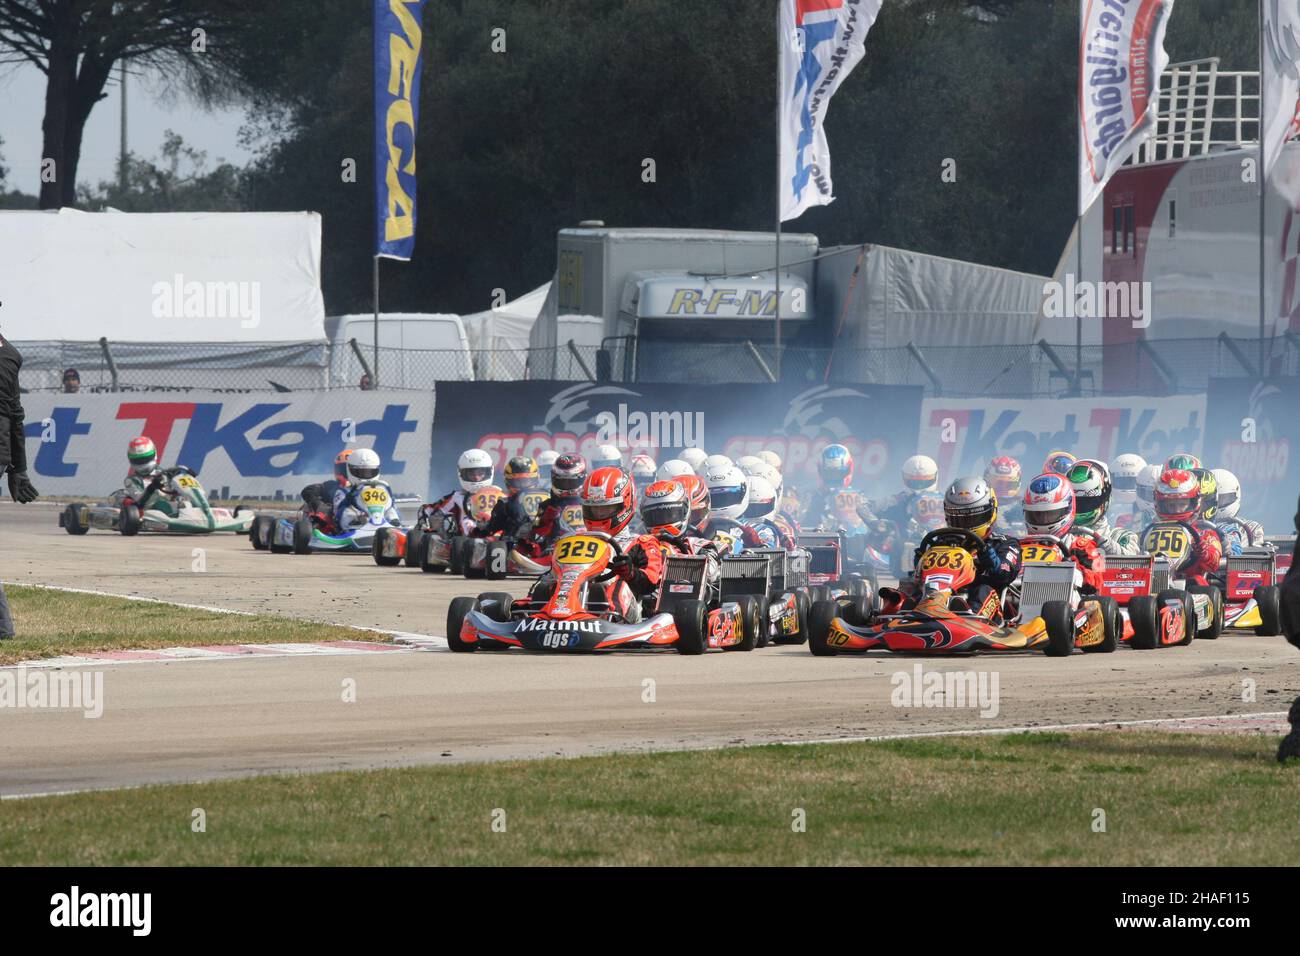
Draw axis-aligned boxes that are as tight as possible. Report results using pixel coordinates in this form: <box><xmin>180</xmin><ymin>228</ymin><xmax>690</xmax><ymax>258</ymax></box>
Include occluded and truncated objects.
<box><xmin>374</xmin><ymin>0</ymin><xmax>426</xmax><ymax>260</ymax></box>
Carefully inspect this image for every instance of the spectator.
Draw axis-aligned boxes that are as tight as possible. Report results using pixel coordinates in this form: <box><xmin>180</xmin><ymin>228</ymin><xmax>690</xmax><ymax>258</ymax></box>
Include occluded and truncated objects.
<box><xmin>1</xmin><ymin>325</ymin><xmax>41</xmax><ymax>641</ymax></box>
<box><xmin>359</xmin><ymin>373</ymin><xmax>374</xmax><ymax>391</ymax></box>
<box><xmin>61</xmin><ymin>368</ymin><xmax>81</xmax><ymax>393</ymax></box>
<box><xmin>1276</xmin><ymin>494</ymin><xmax>1300</xmax><ymax>761</ymax></box>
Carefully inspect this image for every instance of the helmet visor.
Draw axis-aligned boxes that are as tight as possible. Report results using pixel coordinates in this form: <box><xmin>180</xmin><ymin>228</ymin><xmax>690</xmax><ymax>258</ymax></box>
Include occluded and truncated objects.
<box><xmin>1025</xmin><ymin>505</ymin><xmax>1071</xmax><ymax>529</ymax></box>
<box><xmin>1217</xmin><ymin>490</ymin><xmax>1238</xmax><ymax>511</ymax></box>
<box><xmin>460</xmin><ymin>466</ymin><xmax>492</xmax><ymax>484</ymax></box>
<box><xmin>1156</xmin><ymin>496</ymin><xmax>1194</xmax><ymax>518</ymax></box>
<box><xmin>1113</xmin><ymin>475</ymin><xmax>1137</xmax><ymax>492</ymax></box>
<box><xmin>552</xmin><ymin>472</ymin><xmax>585</xmax><ymax>494</ymax></box>
<box><xmin>1074</xmin><ymin>492</ymin><xmax>1106</xmax><ymax>517</ymax></box>
<box><xmin>945</xmin><ymin>505</ymin><xmax>993</xmax><ymax>531</ymax></box>
<box><xmin>743</xmin><ymin>498</ymin><xmax>774</xmax><ymax>520</ymax></box>
<box><xmin>351</xmin><ymin>465</ymin><xmax>379</xmax><ymax>481</ymax></box>
<box><xmin>710</xmin><ymin>485</ymin><xmax>745</xmax><ymax>511</ymax></box>
<box><xmin>904</xmin><ymin>476</ymin><xmax>934</xmax><ymax>491</ymax></box>
<box><xmin>642</xmin><ymin>500</ymin><xmax>687</xmax><ymax>531</ymax></box>
<box><xmin>583</xmin><ymin>502</ymin><xmax>623</xmax><ymax>524</ymax></box>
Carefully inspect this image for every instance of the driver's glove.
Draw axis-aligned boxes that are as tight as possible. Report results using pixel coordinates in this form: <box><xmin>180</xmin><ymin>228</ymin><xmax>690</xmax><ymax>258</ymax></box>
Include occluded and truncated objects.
<box><xmin>627</xmin><ymin>547</ymin><xmax>649</xmax><ymax>570</ymax></box>
<box><xmin>7</xmin><ymin>470</ymin><xmax>37</xmax><ymax>504</ymax></box>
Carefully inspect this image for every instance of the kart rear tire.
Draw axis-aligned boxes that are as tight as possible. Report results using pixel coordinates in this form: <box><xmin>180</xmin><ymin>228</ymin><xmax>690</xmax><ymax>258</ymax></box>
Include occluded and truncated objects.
<box><xmin>810</xmin><ymin>585</ymin><xmax>833</xmax><ymax>605</ymax></box>
<box><xmin>484</xmin><ymin>540</ymin><xmax>509</xmax><ymax>581</ymax></box>
<box><xmin>63</xmin><ymin>504</ymin><xmax>89</xmax><ymax>536</ymax></box>
<box><xmin>419</xmin><ymin>532</ymin><xmax>447</xmax><ymax>573</ymax></box>
<box><xmin>772</xmin><ymin>589</ymin><xmax>810</xmax><ymax>646</ymax></box>
<box><xmin>403</xmin><ymin>528</ymin><xmax>425</xmax><ymax>568</ymax></box>
<box><xmin>727</xmin><ymin>595</ymin><xmax>760</xmax><ymax>652</ymax></box>
<box><xmin>672</xmin><ymin>600</ymin><xmax>709</xmax><ymax>655</ymax></box>
<box><xmin>1174</xmin><ymin>590</ymin><xmax>1196</xmax><ymax>646</ymax></box>
<box><xmin>1041</xmin><ymin>600</ymin><xmax>1074</xmax><ymax>658</ymax></box>
<box><xmin>371</xmin><ymin>527</ymin><xmax>402</xmax><ymax>567</ymax></box>
<box><xmin>1082</xmin><ymin>596</ymin><xmax>1119</xmax><ymax>654</ymax></box>
<box><xmin>479</xmin><ymin>591</ymin><xmax>514</xmax><ymax>623</ymax></box>
<box><xmin>1254</xmin><ymin>585</ymin><xmax>1282</xmax><ymax>637</ymax></box>
<box><xmin>249</xmin><ymin>514</ymin><xmax>274</xmax><ymax>550</ymax></box>
<box><xmin>1187</xmin><ymin>584</ymin><xmax>1222</xmax><ymax>640</ymax></box>
<box><xmin>292</xmin><ymin>517</ymin><xmax>314</xmax><ymax>555</ymax></box>
<box><xmin>449</xmin><ymin>536</ymin><xmax>471</xmax><ymax>576</ymax></box>
<box><xmin>446</xmin><ymin>596</ymin><xmax>478</xmax><ymax>653</ymax></box>
<box><xmin>1128</xmin><ymin>595</ymin><xmax>1158</xmax><ymax>650</ymax></box>
<box><xmin>119</xmin><ymin>503</ymin><xmax>141</xmax><ymax>536</ymax></box>
<box><xmin>807</xmin><ymin>599</ymin><xmax>840</xmax><ymax>657</ymax></box>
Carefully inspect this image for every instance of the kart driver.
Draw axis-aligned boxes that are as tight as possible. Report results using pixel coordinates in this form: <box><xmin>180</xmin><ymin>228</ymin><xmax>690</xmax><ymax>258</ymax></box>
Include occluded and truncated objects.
<box><xmin>1043</xmin><ymin>450</ymin><xmax>1076</xmax><ymax>476</ymax></box>
<box><xmin>331</xmin><ymin>448</ymin><xmax>399</xmax><ymax>529</ymax></box>
<box><xmin>1066</xmin><ymin>459</ymin><xmax>1141</xmax><ymax>555</ymax></box>
<box><xmin>577</xmin><ymin>465</ymin><xmax>663</xmax><ymax>623</ymax></box>
<box><xmin>1021</xmin><ymin>472</ymin><xmax>1104</xmax><ymax>592</ymax></box>
<box><xmin>672</xmin><ymin>473</ymin><xmax>711</xmax><ymax>536</ymax></box>
<box><xmin>697</xmin><ymin>464</ymin><xmax>764</xmax><ymax>551</ymax></box>
<box><xmin>1145</xmin><ymin>468</ymin><xmax>1225</xmax><ymax>587</ymax></box>
<box><xmin>742</xmin><ymin>475</ymin><xmax>793</xmax><ymax>549</ymax></box>
<box><xmin>985</xmin><ymin>456</ymin><xmax>1023</xmax><ymax>532</ymax></box>
<box><xmin>1110</xmin><ymin>452</ymin><xmax>1148</xmax><ymax>531</ymax></box>
<box><xmin>527</xmin><ymin>453</ymin><xmax>587</xmax><ymax>555</ymax></box>
<box><xmin>1212</xmin><ymin>468</ymin><xmax>1266</xmax><ymax>553</ymax></box>
<box><xmin>805</xmin><ymin>443</ymin><xmax>857</xmax><ymax>529</ymax></box>
<box><xmin>121</xmin><ymin>436</ymin><xmax>190</xmax><ymax>516</ymax></box>
<box><xmin>477</xmin><ymin>456</ymin><xmax>540</xmax><ymax>550</ymax></box>
<box><xmin>857</xmin><ymin>454</ymin><xmax>939</xmax><ymax>527</ymax></box>
<box><xmin>428</xmin><ymin>449</ymin><xmax>496</xmax><ymax>536</ymax></box>
<box><xmin>300</xmin><ymin>449</ymin><xmax>353</xmax><ymax>532</ymax></box>
<box><xmin>640</xmin><ymin>479</ymin><xmax>716</xmax><ymax>556</ymax></box>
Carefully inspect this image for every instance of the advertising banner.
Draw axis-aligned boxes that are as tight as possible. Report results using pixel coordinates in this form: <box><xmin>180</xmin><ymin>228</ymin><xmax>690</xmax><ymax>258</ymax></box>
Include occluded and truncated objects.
<box><xmin>1203</xmin><ymin>377</ymin><xmax>1297</xmax><ymax>535</ymax></box>
<box><xmin>22</xmin><ymin>391</ymin><xmax>433</xmax><ymax>500</ymax></box>
<box><xmin>428</xmin><ymin>380</ymin><xmax>923</xmax><ymax>499</ymax></box>
<box><xmin>374</xmin><ymin>0</ymin><xmax>427</xmax><ymax>260</ymax></box>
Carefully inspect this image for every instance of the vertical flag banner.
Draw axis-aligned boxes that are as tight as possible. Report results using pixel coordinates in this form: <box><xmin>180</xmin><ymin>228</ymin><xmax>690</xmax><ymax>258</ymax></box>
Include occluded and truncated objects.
<box><xmin>779</xmin><ymin>0</ymin><xmax>883</xmax><ymax>222</ymax></box>
<box><xmin>374</xmin><ymin>0</ymin><xmax>426</xmax><ymax>260</ymax></box>
<box><xmin>1078</xmin><ymin>0</ymin><xmax>1175</xmax><ymax>215</ymax></box>
<box><xmin>1262</xmin><ymin>1</ymin><xmax>1300</xmax><ymax>190</ymax></box>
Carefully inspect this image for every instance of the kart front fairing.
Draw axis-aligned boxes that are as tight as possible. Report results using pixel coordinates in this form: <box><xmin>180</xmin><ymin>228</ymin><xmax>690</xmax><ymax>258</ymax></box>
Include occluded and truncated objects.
<box><xmin>459</xmin><ymin>609</ymin><xmax>679</xmax><ymax>651</ymax></box>
<box><xmin>826</xmin><ymin>592</ymin><xmax>1051</xmax><ymax>654</ymax></box>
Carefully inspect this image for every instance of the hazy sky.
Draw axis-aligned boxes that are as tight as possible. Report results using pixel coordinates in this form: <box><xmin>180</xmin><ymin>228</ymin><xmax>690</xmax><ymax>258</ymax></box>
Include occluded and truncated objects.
<box><xmin>0</xmin><ymin>60</ymin><xmax>255</xmax><ymax>194</ymax></box>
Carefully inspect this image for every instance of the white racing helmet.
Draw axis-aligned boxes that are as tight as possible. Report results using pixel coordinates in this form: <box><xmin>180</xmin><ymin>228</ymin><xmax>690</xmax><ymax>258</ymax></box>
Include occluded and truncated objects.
<box><xmin>656</xmin><ymin>458</ymin><xmax>693</xmax><ymax>481</ymax></box>
<box><xmin>591</xmin><ymin>444</ymin><xmax>623</xmax><ymax>471</ymax></box>
<box><xmin>536</xmin><ymin>449</ymin><xmax>560</xmax><ymax>479</ymax></box>
<box><xmin>705</xmin><ymin>465</ymin><xmax>749</xmax><ymax>520</ymax></box>
<box><xmin>629</xmin><ymin>452</ymin><xmax>657</xmax><ymax>481</ymax></box>
<box><xmin>743</xmin><ymin>475</ymin><xmax>778</xmax><ymax>523</ymax></box>
<box><xmin>1111</xmin><ymin>453</ymin><xmax>1147</xmax><ymax>506</ymax></box>
<box><xmin>1135</xmin><ymin>463</ymin><xmax>1161</xmax><ymax>515</ymax></box>
<box><xmin>902</xmin><ymin>454</ymin><xmax>939</xmax><ymax>492</ymax></box>
<box><xmin>680</xmin><ymin>448</ymin><xmax>708</xmax><ymax>473</ymax></box>
<box><xmin>758</xmin><ymin>450</ymin><xmax>782</xmax><ymax>471</ymax></box>
<box><xmin>1212</xmin><ymin>468</ymin><xmax>1242</xmax><ymax>519</ymax></box>
<box><xmin>348</xmin><ymin>448</ymin><xmax>382</xmax><ymax>482</ymax></box>
<box><xmin>702</xmin><ymin>453</ymin><xmax>734</xmax><ymax>476</ymax></box>
<box><xmin>736</xmin><ymin>455</ymin><xmax>764</xmax><ymax>476</ymax></box>
<box><xmin>457</xmin><ymin>448</ymin><xmax>494</xmax><ymax>493</ymax></box>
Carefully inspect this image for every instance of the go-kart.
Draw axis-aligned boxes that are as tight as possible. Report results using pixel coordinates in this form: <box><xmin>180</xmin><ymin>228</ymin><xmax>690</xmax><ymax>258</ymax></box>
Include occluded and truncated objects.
<box><xmin>408</xmin><ymin>486</ymin><xmax>505</xmax><ymax>573</ymax></box>
<box><xmin>61</xmin><ymin>467</ymin><xmax>254</xmax><ymax>536</ymax></box>
<box><xmin>715</xmin><ymin>547</ymin><xmax>820</xmax><ymax>645</ymax></box>
<box><xmin>1213</xmin><ymin>548</ymin><xmax>1285</xmax><ymax>636</ymax></box>
<box><xmin>260</xmin><ymin>480</ymin><xmax>406</xmax><ymax>556</ymax></box>
<box><xmin>806</xmin><ymin>528</ymin><xmax>1104</xmax><ymax>657</ymax></box>
<box><xmin>455</xmin><ymin>496</ymin><xmax>586</xmax><ymax>580</ymax></box>
<box><xmin>1135</xmin><ymin>521</ymin><xmax>1225</xmax><ymax>640</ymax></box>
<box><xmin>1094</xmin><ymin>552</ymin><xmax>1195</xmax><ymax>649</ymax></box>
<box><xmin>448</xmin><ymin>531</ymin><xmax>763</xmax><ymax>654</ymax></box>
<box><xmin>796</xmin><ymin>531</ymin><xmax>877</xmax><ymax>608</ymax></box>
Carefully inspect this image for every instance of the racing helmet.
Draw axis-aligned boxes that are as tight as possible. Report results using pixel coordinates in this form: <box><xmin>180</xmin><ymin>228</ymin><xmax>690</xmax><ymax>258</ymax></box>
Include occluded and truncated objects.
<box><xmin>333</xmin><ymin>449</ymin><xmax>354</xmax><ymax>484</ymax></box>
<box><xmin>736</xmin><ymin>455</ymin><xmax>764</xmax><ymax>476</ymax></box>
<box><xmin>655</xmin><ymin>459</ymin><xmax>693</xmax><ymax>482</ymax></box>
<box><xmin>629</xmin><ymin>453</ymin><xmax>657</xmax><ymax>482</ymax></box>
<box><xmin>754</xmin><ymin>461</ymin><xmax>783</xmax><ymax>500</ymax></box>
<box><xmin>1066</xmin><ymin>459</ymin><xmax>1111</xmax><ymax>528</ymax></box>
<box><xmin>758</xmin><ymin>450</ymin><xmax>783</xmax><ymax>471</ymax></box>
<box><xmin>902</xmin><ymin>454</ymin><xmax>939</xmax><ymax>492</ymax></box>
<box><xmin>1042</xmin><ymin>450</ymin><xmax>1076</xmax><ymax>476</ymax></box>
<box><xmin>581</xmin><ymin>466</ymin><xmax>636</xmax><ymax>535</ymax></box>
<box><xmin>1154</xmin><ymin>469</ymin><xmax>1199</xmax><ymax>522</ymax></box>
<box><xmin>680</xmin><ymin>448</ymin><xmax>709</xmax><ymax>474</ymax></box>
<box><xmin>743</xmin><ymin>475</ymin><xmax>778</xmax><ymax>523</ymax></box>
<box><xmin>639</xmin><ymin>480</ymin><xmax>690</xmax><ymax>537</ymax></box>
<box><xmin>673</xmin><ymin>473</ymin><xmax>711</xmax><ymax>530</ymax></box>
<box><xmin>1022</xmin><ymin>473</ymin><xmax>1077</xmax><ymax>538</ymax></box>
<box><xmin>503</xmin><ymin>456</ymin><xmax>539</xmax><ymax>493</ymax></box>
<box><xmin>1192</xmin><ymin>467</ymin><xmax>1218</xmax><ymax>521</ymax></box>
<box><xmin>819</xmin><ymin>444</ymin><xmax>854</xmax><ymax>488</ymax></box>
<box><xmin>983</xmin><ymin>456</ymin><xmax>1022</xmax><ymax>502</ymax></box>
<box><xmin>1111</xmin><ymin>453</ymin><xmax>1147</xmax><ymax>505</ymax></box>
<box><xmin>457</xmin><ymin>448</ymin><xmax>495</xmax><ymax>493</ymax></box>
<box><xmin>348</xmin><ymin>448</ymin><xmax>381</xmax><ymax>482</ymax></box>
<box><xmin>703</xmin><ymin>453</ymin><xmax>734</xmax><ymax>476</ymax></box>
<box><xmin>1211</xmin><ymin>468</ymin><xmax>1242</xmax><ymax>519</ymax></box>
<box><xmin>1164</xmin><ymin>453</ymin><xmax>1201</xmax><ymax>472</ymax></box>
<box><xmin>536</xmin><ymin>449</ymin><xmax>560</xmax><ymax>481</ymax></box>
<box><xmin>550</xmin><ymin>453</ymin><xmax>587</xmax><ymax>497</ymax></box>
<box><xmin>591</xmin><ymin>444</ymin><xmax>623</xmax><ymax>472</ymax></box>
<box><xmin>943</xmin><ymin>476</ymin><xmax>999</xmax><ymax>540</ymax></box>
<box><xmin>127</xmin><ymin>436</ymin><xmax>158</xmax><ymax>476</ymax></box>
<box><xmin>705</xmin><ymin>465</ymin><xmax>749</xmax><ymax>520</ymax></box>
<box><xmin>1135</xmin><ymin>463</ymin><xmax>1162</xmax><ymax>515</ymax></box>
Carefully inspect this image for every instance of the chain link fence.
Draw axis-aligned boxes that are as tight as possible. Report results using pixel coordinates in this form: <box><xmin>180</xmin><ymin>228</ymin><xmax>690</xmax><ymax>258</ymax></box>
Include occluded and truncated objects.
<box><xmin>17</xmin><ymin>334</ymin><xmax>1300</xmax><ymax>397</ymax></box>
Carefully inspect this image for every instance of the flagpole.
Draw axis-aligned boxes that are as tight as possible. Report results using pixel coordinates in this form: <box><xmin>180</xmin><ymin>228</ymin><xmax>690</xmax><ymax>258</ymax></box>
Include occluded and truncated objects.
<box><xmin>774</xmin><ymin>0</ymin><xmax>783</xmax><ymax>384</ymax></box>
<box><xmin>1076</xmin><ymin>4</ymin><xmax>1085</xmax><ymax>396</ymax></box>
<box><xmin>1259</xmin><ymin>0</ymin><xmax>1267</xmax><ymax>379</ymax></box>
<box><xmin>373</xmin><ymin>255</ymin><xmax>380</xmax><ymax>387</ymax></box>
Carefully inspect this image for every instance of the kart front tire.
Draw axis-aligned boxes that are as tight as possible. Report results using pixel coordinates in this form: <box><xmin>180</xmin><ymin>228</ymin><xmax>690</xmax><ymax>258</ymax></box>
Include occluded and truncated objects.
<box><xmin>63</xmin><ymin>504</ymin><xmax>89</xmax><ymax>536</ymax></box>
<box><xmin>1174</xmin><ymin>590</ymin><xmax>1197</xmax><ymax>646</ymax></box>
<box><xmin>449</xmin><ymin>536</ymin><xmax>471</xmax><ymax>575</ymax></box>
<box><xmin>772</xmin><ymin>589</ymin><xmax>810</xmax><ymax>646</ymax></box>
<box><xmin>1255</xmin><ymin>585</ymin><xmax>1282</xmax><ymax>637</ymax></box>
<box><xmin>249</xmin><ymin>514</ymin><xmax>274</xmax><ymax>550</ymax></box>
<box><xmin>1128</xmin><ymin>595</ymin><xmax>1158</xmax><ymax>649</ymax></box>
<box><xmin>420</xmin><ymin>532</ymin><xmax>446</xmax><ymax>573</ymax></box>
<box><xmin>371</xmin><ymin>527</ymin><xmax>402</xmax><ymax>567</ymax></box>
<box><xmin>672</xmin><ymin>600</ymin><xmax>709</xmax><ymax>655</ymax></box>
<box><xmin>478</xmin><ymin>591</ymin><xmax>514</xmax><ymax>623</ymax></box>
<box><xmin>446</xmin><ymin>596</ymin><xmax>478</xmax><ymax>653</ymax></box>
<box><xmin>404</xmin><ymin>528</ymin><xmax>425</xmax><ymax>568</ymax></box>
<box><xmin>1187</xmin><ymin>584</ymin><xmax>1222</xmax><ymax>640</ymax></box>
<box><xmin>727</xmin><ymin>595</ymin><xmax>760</xmax><ymax>652</ymax></box>
<box><xmin>807</xmin><ymin>599</ymin><xmax>839</xmax><ymax>657</ymax></box>
<box><xmin>292</xmin><ymin>517</ymin><xmax>314</xmax><ymax>555</ymax></box>
<box><xmin>1082</xmin><ymin>596</ymin><xmax>1119</xmax><ymax>654</ymax></box>
<box><xmin>1041</xmin><ymin>600</ymin><xmax>1074</xmax><ymax>657</ymax></box>
<box><xmin>119</xmin><ymin>503</ymin><xmax>141</xmax><ymax>536</ymax></box>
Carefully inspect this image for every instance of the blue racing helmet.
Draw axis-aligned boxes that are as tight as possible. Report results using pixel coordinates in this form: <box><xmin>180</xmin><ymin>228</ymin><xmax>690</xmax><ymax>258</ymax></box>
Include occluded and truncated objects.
<box><xmin>818</xmin><ymin>444</ymin><xmax>854</xmax><ymax>488</ymax></box>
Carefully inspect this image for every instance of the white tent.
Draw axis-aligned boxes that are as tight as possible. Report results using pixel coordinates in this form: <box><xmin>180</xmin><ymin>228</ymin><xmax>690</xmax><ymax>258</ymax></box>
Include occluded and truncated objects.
<box><xmin>462</xmin><ymin>282</ymin><xmax>550</xmax><ymax>380</ymax></box>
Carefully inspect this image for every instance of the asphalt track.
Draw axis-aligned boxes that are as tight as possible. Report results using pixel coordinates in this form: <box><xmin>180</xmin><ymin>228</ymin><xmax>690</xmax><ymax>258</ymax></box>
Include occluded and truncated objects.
<box><xmin>2</xmin><ymin>501</ymin><xmax>1297</xmax><ymax>797</ymax></box>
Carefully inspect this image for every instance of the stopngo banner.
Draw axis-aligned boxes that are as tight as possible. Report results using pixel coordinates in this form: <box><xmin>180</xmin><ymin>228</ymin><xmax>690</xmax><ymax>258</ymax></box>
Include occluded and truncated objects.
<box><xmin>779</xmin><ymin>0</ymin><xmax>882</xmax><ymax>222</ymax></box>
<box><xmin>920</xmin><ymin>395</ymin><xmax>1206</xmax><ymax>488</ymax></box>
<box><xmin>22</xmin><ymin>392</ymin><xmax>433</xmax><ymax>500</ymax></box>
<box><xmin>428</xmin><ymin>380</ymin><xmax>922</xmax><ymax>499</ymax></box>
<box><xmin>374</xmin><ymin>0</ymin><xmax>426</xmax><ymax>260</ymax></box>
<box><xmin>1203</xmin><ymin>378</ymin><xmax>1297</xmax><ymax>536</ymax></box>
<box><xmin>1078</xmin><ymin>0</ymin><xmax>1174</xmax><ymax>214</ymax></box>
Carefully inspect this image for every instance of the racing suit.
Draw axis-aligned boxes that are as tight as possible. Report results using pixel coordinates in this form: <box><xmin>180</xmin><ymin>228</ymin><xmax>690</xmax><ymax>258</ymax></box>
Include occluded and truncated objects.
<box><xmin>804</xmin><ymin>485</ymin><xmax>865</xmax><ymax>530</ymax></box>
<box><xmin>333</xmin><ymin>481</ymin><xmax>400</xmax><ymax>530</ymax></box>
<box><xmin>122</xmin><ymin>467</ymin><xmax>183</xmax><ymax>516</ymax></box>
<box><xmin>697</xmin><ymin>516</ymin><xmax>765</xmax><ymax>553</ymax></box>
<box><xmin>427</xmin><ymin>490</ymin><xmax>479</xmax><ymax>536</ymax></box>
<box><xmin>1216</xmin><ymin>515</ymin><xmax>1265</xmax><ymax>555</ymax></box>
<box><xmin>885</xmin><ymin>531</ymin><xmax>1022</xmax><ymax>616</ymax></box>
<box><xmin>1139</xmin><ymin>518</ymin><xmax>1225</xmax><ymax>586</ymax></box>
<box><xmin>1078</xmin><ymin>515</ymin><xmax>1142</xmax><ymax>556</ymax></box>
<box><xmin>480</xmin><ymin>490</ymin><xmax>535</xmax><ymax>549</ymax></box>
<box><xmin>1057</xmin><ymin>532</ymin><xmax>1106</xmax><ymax>593</ymax></box>
<box><xmin>528</xmin><ymin>493</ymin><xmax>583</xmax><ymax>555</ymax></box>
<box><xmin>301</xmin><ymin>478</ymin><xmax>348</xmax><ymax>532</ymax></box>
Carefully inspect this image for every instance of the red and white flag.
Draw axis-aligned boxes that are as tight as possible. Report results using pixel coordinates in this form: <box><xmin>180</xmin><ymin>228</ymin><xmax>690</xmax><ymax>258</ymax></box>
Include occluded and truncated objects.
<box><xmin>1078</xmin><ymin>0</ymin><xmax>1175</xmax><ymax>215</ymax></box>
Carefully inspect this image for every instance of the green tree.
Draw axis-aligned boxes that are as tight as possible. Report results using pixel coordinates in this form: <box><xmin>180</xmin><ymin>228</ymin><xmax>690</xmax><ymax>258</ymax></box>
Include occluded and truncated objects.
<box><xmin>79</xmin><ymin>130</ymin><xmax>247</xmax><ymax>211</ymax></box>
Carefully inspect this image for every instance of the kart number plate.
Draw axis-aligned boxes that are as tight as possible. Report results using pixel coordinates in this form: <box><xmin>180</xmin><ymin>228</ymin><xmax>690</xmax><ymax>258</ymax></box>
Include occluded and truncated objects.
<box><xmin>1142</xmin><ymin>524</ymin><xmax>1191</xmax><ymax>560</ymax></box>
<box><xmin>361</xmin><ymin>486</ymin><xmax>391</xmax><ymax>507</ymax></box>
<box><xmin>918</xmin><ymin>547</ymin><xmax>972</xmax><ymax>573</ymax></box>
<box><xmin>1020</xmin><ymin>544</ymin><xmax>1060</xmax><ymax>563</ymax></box>
<box><xmin>554</xmin><ymin>535</ymin><xmax>609</xmax><ymax>564</ymax></box>
<box><xmin>176</xmin><ymin>475</ymin><xmax>199</xmax><ymax>489</ymax></box>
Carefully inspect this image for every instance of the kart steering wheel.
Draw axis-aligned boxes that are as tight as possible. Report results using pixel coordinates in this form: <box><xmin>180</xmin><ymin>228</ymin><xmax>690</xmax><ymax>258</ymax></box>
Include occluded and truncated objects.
<box><xmin>1070</xmin><ymin>526</ymin><xmax>1105</xmax><ymax>545</ymax></box>
<box><xmin>1019</xmin><ymin>533</ymin><xmax>1073</xmax><ymax>560</ymax></box>
<box><xmin>579</xmin><ymin>530</ymin><xmax>626</xmax><ymax>582</ymax></box>
<box><xmin>918</xmin><ymin>527</ymin><xmax>987</xmax><ymax>555</ymax></box>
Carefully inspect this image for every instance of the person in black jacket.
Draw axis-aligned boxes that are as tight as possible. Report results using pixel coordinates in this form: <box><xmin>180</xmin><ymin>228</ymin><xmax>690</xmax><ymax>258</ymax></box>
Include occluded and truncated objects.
<box><xmin>1277</xmin><ymin>495</ymin><xmax>1300</xmax><ymax>762</ymax></box>
<box><xmin>1</xmin><ymin>329</ymin><xmax>40</xmax><ymax>640</ymax></box>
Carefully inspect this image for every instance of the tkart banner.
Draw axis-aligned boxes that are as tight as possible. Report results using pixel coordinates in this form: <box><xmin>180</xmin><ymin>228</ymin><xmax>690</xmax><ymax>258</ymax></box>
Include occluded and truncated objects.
<box><xmin>779</xmin><ymin>0</ymin><xmax>882</xmax><ymax>222</ymax></box>
<box><xmin>920</xmin><ymin>394</ymin><xmax>1206</xmax><ymax>488</ymax></box>
<box><xmin>1078</xmin><ymin>0</ymin><xmax>1175</xmax><ymax>214</ymax></box>
<box><xmin>1203</xmin><ymin>377</ymin><xmax>1297</xmax><ymax>536</ymax></box>
<box><xmin>22</xmin><ymin>392</ymin><xmax>433</xmax><ymax>500</ymax></box>
<box><xmin>374</xmin><ymin>0</ymin><xmax>427</xmax><ymax>260</ymax></box>
<box><xmin>428</xmin><ymin>380</ymin><xmax>922</xmax><ymax>499</ymax></box>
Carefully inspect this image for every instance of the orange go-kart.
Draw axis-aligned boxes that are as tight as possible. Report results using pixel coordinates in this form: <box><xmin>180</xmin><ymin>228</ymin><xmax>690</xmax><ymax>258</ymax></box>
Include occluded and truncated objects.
<box><xmin>446</xmin><ymin>531</ymin><xmax>765</xmax><ymax>654</ymax></box>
